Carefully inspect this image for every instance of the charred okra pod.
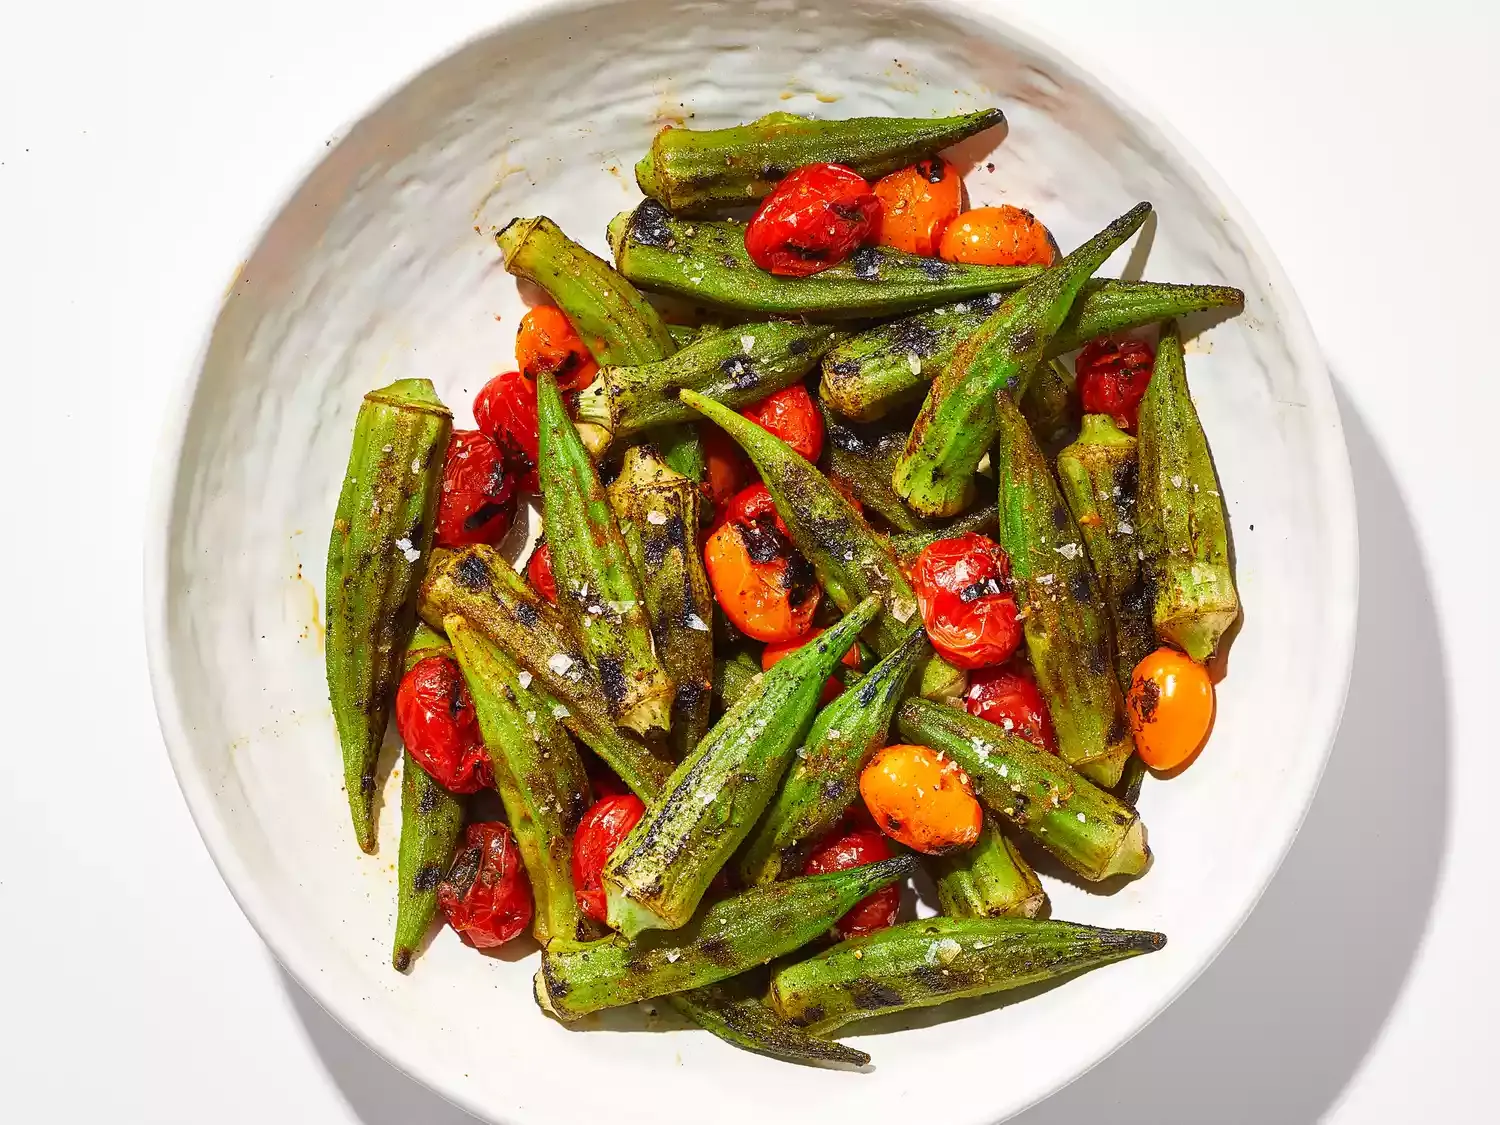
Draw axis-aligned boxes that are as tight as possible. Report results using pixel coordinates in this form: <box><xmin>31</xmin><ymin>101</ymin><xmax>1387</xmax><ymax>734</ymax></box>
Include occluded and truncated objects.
<box><xmin>609</xmin><ymin>202</ymin><xmax>1042</xmax><ymax>319</ymax></box>
<box><xmin>669</xmin><ymin>981</ymin><xmax>871</xmax><ymax>1068</ymax></box>
<box><xmin>537</xmin><ymin>371</ymin><xmax>675</xmax><ymax>736</ymax></box>
<box><xmin>421</xmin><ymin>546</ymin><xmax>671</xmax><ymax>800</ymax></box>
<box><xmin>993</xmin><ymin>392</ymin><xmax>1135</xmax><ymax>786</ymax></box>
<box><xmin>896</xmin><ymin>698</ymin><xmax>1149</xmax><ymax>881</ymax></box>
<box><xmin>820</xmin><ymin>280</ymin><xmax>1243</xmax><ymax>422</ymax></box>
<box><xmin>572</xmin><ymin>321</ymin><xmax>840</xmax><ymax>455</ymax></box>
<box><xmin>713</xmin><ymin>649</ymin><xmax>762</xmax><ymax>717</ymax></box>
<box><xmin>822</xmin><ymin>407</ymin><xmax>937</xmax><ymax>535</ymax></box>
<box><xmin>887</xmin><ymin>503</ymin><xmax>1000</xmax><ymax>561</ymax></box>
<box><xmin>1057</xmin><ymin>413</ymin><xmax>1155</xmax><ymax>691</ymax></box>
<box><xmin>535</xmin><ymin>854</ymin><xmax>916</xmax><ymax>1019</ymax></box>
<box><xmin>326</xmin><ymin>378</ymin><xmax>452</xmax><ymax>852</ymax></box>
<box><xmin>608</xmin><ymin>445</ymin><xmax>715</xmax><ymax>758</ymax></box>
<box><xmin>603</xmin><ymin>597</ymin><xmax>882</xmax><ymax>937</ymax></box>
<box><xmin>447</xmin><ymin>615</ymin><xmax>595</xmax><ymax>944</ymax></box>
<box><xmin>1137</xmin><ymin>321</ymin><xmax>1240</xmax><ymax>661</ymax></box>
<box><xmin>738</xmin><ymin>628</ymin><xmax>926</xmax><ymax>885</ymax></box>
<box><xmin>769</xmin><ymin>916</ymin><xmax>1166</xmax><ymax>1034</ymax></box>
<box><xmin>894</xmin><ymin>202</ymin><xmax>1153</xmax><ymax>517</ymax></box>
<box><xmin>1024</xmin><ymin>359</ymin><xmax>1082</xmax><ymax>449</ymax></box>
<box><xmin>637</xmin><ymin>109</ymin><xmax>1004</xmax><ymax>215</ymax></box>
<box><xmin>930</xmin><ymin>818</ymin><xmax>1046</xmax><ymax>921</ymax></box>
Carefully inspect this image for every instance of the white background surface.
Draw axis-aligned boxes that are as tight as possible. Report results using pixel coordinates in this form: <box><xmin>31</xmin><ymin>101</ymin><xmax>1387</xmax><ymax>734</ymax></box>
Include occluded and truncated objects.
<box><xmin>0</xmin><ymin>1</ymin><xmax>1493</xmax><ymax>1121</ymax></box>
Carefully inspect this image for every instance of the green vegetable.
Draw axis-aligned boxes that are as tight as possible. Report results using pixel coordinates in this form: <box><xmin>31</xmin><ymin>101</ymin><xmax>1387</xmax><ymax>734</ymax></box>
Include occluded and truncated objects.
<box><xmin>537</xmin><ymin>371</ymin><xmax>675</xmax><ymax>736</ymax></box>
<box><xmin>769</xmin><ymin>916</ymin><xmax>1166</xmax><ymax>1034</ymax></box>
<box><xmin>896</xmin><ymin>698</ymin><xmax>1149</xmax><ymax>881</ymax></box>
<box><xmin>535</xmin><ymin>854</ymin><xmax>916</xmax><ymax>1020</ymax></box>
<box><xmin>712</xmin><ymin>650</ymin><xmax>762</xmax><ymax>717</ymax></box>
<box><xmin>421</xmin><ymin>545</ymin><xmax>672</xmax><ymax>801</ymax></box>
<box><xmin>1137</xmin><ymin>321</ymin><xmax>1239</xmax><ymax>661</ymax></box>
<box><xmin>609</xmin><ymin>202</ymin><xmax>1042</xmax><ymax>319</ymax></box>
<box><xmin>738</xmin><ymin>628</ymin><xmax>926</xmax><ymax>885</ymax></box>
<box><xmin>608</xmin><ymin>445</ymin><xmax>714</xmax><ymax>758</ymax></box>
<box><xmin>603</xmin><ymin>597</ymin><xmax>882</xmax><ymax>937</ymax></box>
<box><xmin>930</xmin><ymin>818</ymin><xmax>1046</xmax><ymax>920</ymax></box>
<box><xmin>820</xmin><ymin>280</ymin><xmax>1243</xmax><ymax>422</ymax></box>
<box><xmin>993</xmin><ymin>391</ymin><xmax>1135</xmax><ymax>786</ymax></box>
<box><xmin>1024</xmin><ymin>359</ymin><xmax>1082</xmax><ymax>449</ymax></box>
<box><xmin>326</xmin><ymin>378</ymin><xmax>452</xmax><ymax>852</ymax></box>
<box><xmin>887</xmin><ymin>503</ymin><xmax>999</xmax><ymax>562</ymax></box>
<box><xmin>893</xmin><ymin>202</ymin><xmax>1152</xmax><ymax>517</ymax></box>
<box><xmin>680</xmin><ymin>388</ymin><xmax>964</xmax><ymax>701</ymax></box>
<box><xmin>447</xmin><ymin>615</ymin><xmax>596</xmax><ymax>944</ymax></box>
<box><xmin>668</xmin><ymin>981</ymin><xmax>870</xmax><ymax>1068</ymax></box>
<box><xmin>821</xmin><ymin>407</ymin><xmax>936</xmax><ymax>535</ymax></box>
<box><xmin>1057</xmin><ymin>413</ymin><xmax>1155</xmax><ymax>692</ymax></box>
<box><xmin>1115</xmin><ymin>753</ymin><xmax>1147</xmax><ymax>807</ymax></box>
<box><xmin>636</xmin><ymin>109</ymin><xmax>1004</xmax><ymax>215</ymax></box>
<box><xmin>572</xmin><ymin>321</ymin><xmax>840</xmax><ymax>455</ymax></box>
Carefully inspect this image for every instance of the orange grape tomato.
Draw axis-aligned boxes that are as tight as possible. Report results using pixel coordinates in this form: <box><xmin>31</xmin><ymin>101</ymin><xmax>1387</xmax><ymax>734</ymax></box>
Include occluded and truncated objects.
<box><xmin>515</xmin><ymin>306</ymin><xmax>599</xmax><ymax>393</ymax></box>
<box><xmin>938</xmin><ymin>204</ymin><xmax>1056</xmax><ymax>267</ymax></box>
<box><xmin>703</xmin><ymin>520</ymin><xmax>819</xmax><ymax>643</ymax></box>
<box><xmin>858</xmin><ymin>742</ymin><xmax>983</xmax><ymax>854</ymax></box>
<box><xmin>762</xmin><ymin>625</ymin><xmax>862</xmax><ymax>704</ymax></box>
<box><xmin>701</xmin><ymin>426</ymin><xmax>752</xmax><ymax>513</ymax></box>
<box><xmin>872</xmin><ymin>157</ymin><xmax>964</xmax><ymax>256</ymax></box>
<box><xmin>1127</xmin><ymin>647</ymin><xmax>1215</xmax><ymax>770</ymax></box>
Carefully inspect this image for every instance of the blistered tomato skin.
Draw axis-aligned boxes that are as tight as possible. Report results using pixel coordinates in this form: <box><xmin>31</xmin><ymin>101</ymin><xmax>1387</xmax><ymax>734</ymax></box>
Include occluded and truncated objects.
<box><xmin>859</xmin><ymin>742</ymin><xmax>983</xmax><ymax>854</ymax></box>
<box><xmin>515</xmin><ymin>306</ymin><xmax>600</xmax><ymax>394</ymax></box>
<box><xmin>394</xmin><ymin>655</ymin><xmax>493</xmax><ymax>794</ymax></box>
<box><xmin>1076</xmin><ymin>337</ymin><xmax>1157</xmax><ymax>431</ymax></box>
<box><xmin>964</xmin><ymin>665</ymin><xmax>1058</xmax><ymax>752</ymax></box>
<box><xmin>744</xmin><ymin>163</ymin><xmax>882</xmax><ymax>277</ymax></box>
<box><xmin>802</xmin><ymin>828</ymin><xmax>900</xmax><ymax>938</ymax></box>
<box><xmin>872</xmin><ymin>157</ymin><xmax>964</xmax><ymax>256</ymax></box>
<box><xmin>701</xmin><ymin>426</ymin><xmax>752</xmax><ymax>516</ymax></box>
<box><xmin>938</xmin><ymin>204</ymin><xmax>1055</xmax><ymax>267</ymax></box>
<box><xmin>762</xmin><ymin>625</ymin><xmax>862</xmax><ymax>705</ymax></box>
<box><xmin>571</xmin><ymin>794</ymin><xmax>647</xmax><ymax>923</ymax></box>
<box><xmin>704</xmin><ymin>521</ymin><xmax>820</xmax><ymax>643</ymax></box>
<box><xmin>740</xmin><ymin>384</ymin><xmax>825</xmax><ymax>462</ymax></box>
<box><xmin>525</xmin><ymin>539</ymin><xmax>557</xmax><ymax>604</ymax></box>
<box><xmin>473</xmin><ymin>370</ymin><xmax>540</xmax><ymax>492</ymax></box>
<box><xmin>718</xmin><ymin>482</ymin><xmax>789</xmax><ymax>538</ymax></box>
<box><xmin>1128</xmin><ymin>647</ymin><xmax>1214</xmax><ymax>770</ymax></box>
<box><xmin>434</xmin><ymin>430</ymin><xmax>519</xmax><ymax>549</ymax></box>
<box><xmin>911</xmin><ymin>532</ymin><xmax>1024</xmax><ymax>670</ymax></box>
<box><xmin>437</xmin><ymin>822</ymin><xmax>534</xmax><ymax>948</ymax></box>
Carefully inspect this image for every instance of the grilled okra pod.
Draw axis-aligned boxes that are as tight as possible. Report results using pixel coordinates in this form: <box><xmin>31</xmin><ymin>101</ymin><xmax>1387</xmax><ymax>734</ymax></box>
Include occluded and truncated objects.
<box><xmin>896</xmin><ymin>698</ymin><xmax>1149</xmax><ymax>880</ymax></box>
<box><xmin>537</xmin><ymin>371</ymin><xmax>675</xmax><ymax>736</ymax></box>
<box><xmin>447</xmin><ymin>615</ymin><xmax>595</xmax><ymax>944</ymax></box>
<box><xmin>1137</xmin><ymin>321</ymin><xmax>1240</xmax><ymax>661</ymax></box>
<box><xmin>668</xmin><ymin>981</ymin><xmax>871</xmax><ymax>1068</ymax></box>
<box><xmin>608</xmin><ymin>445</ymin><xmax>715</xmax><ymax>758</ymax></box>
<box><xmin>326</xmin><ymin>378</ymin><xmax>452</xmax><ymax>852</ymax></box>
<box><xmin>930</xmin><ymin>818</ymin><xmax>1046</xmax><ymax>920</ymax></box>
<box><xmin>822</xmin><ymin>407</ymin><xmax>936</xmax><ymax>535</ymax></box>
<box><xmin>603</xmin><ymin>597</ymin><xmax>882</xmax><ymax>937</ymax></box>
<box><xmin>609</xmin><ymin>202</ymin><xmax>1042</xmax><ymax>319</ymax></box>
<box><xmin>769</xmin><ymin>916</ymin><xmax>1166</xmax><ymax>1034</ymax></box>
<box><xmin>680</xmin><ymin>388</ymin><xmax>964</xmax><ymax>702</ymax></box>
<box><xmin>738</xmin><ymin>628</ymin><xmax>926</xmax><ymax>885</ymax></box>
<box><xmin>993</xmin><ymin>392</ymin><xmax>1135</xmax><ymax>786</ymax></box>
<box><xmin>894</xmin><ymin>202</ymin><xmax>1153</xmax><ymax>517</ymax></box>
<box><xmin>887</xmin><ymin>503</ymin><xmax>1000</xmax><ymax>561</ymax></box>
<box><xmin>713</xmin><ymin>650</ymin><xmax>762</xmax><ymax>717</ymax></box>
<box><xmin>535</xmin><ymin>854</ymin><xmax>916</xmax><ymax>1019</ymax></box>
<box><xmin>820</xmin><ymin>280</ymin><xmax>1243</xmax><ymax>422</ymax></box>
<box><xmin>1057</xmin><ymin>413</ymin><xmax>1155</xmax><ymax>691</ymax></box>
<box><xmin>637</xmin><ymin>109</ymin><xmax>1004</xmax><ymax>215</ymax></box>
<box><xmin>572</xmin><ymin>321</ymin><xmax>841</xmax><ymax>455</ymax></box>
<box><xmin>1025</xmin><ymin>359</ymin><xmax>1082</xmax><ymax>449</ymax></box>
<box><xmin>421</xmin><ymin>546</ymin><xmax>672</xmax><ymax>800</ymax></box>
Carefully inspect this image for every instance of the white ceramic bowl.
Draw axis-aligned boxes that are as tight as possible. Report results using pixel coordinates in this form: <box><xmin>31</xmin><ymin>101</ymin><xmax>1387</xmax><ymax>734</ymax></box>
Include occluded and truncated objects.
<box><xmin>146</xmin><ymin>1</ymin><xmax>1357</xmax><ymax>1121</ymax></box>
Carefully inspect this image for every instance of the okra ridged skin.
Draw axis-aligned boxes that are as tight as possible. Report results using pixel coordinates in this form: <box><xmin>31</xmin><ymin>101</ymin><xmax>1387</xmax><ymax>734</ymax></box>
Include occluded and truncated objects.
<box><xmin>636</xmin><ymin>109</ymin><xmax>1004</xmax><ymax>215</ymax></box>
<box><xmin>603</xmin><ymin>597</ymin><xmax>882</xmax><ymax>938</ymax></box>
<box><xmin>447</xmin><ymin>615</ymin><xmax>596</xmax><ymax>944</ymax></box>
<box><xmin>896</xmin><ymin>698</ymin><xmax>1149</xmax><ymax>881</ymax></box>
<box><xmin>608</xmin><ymin>446</ymin><xmax>715</xmax><ymax>759</ymax></box>
<box><xmin>994</xmin><ymin>392</ymin><xmax>1135</xmax><ymax>786</ymax></box>
<box><xmin>421</xmin><ymin>546</ymin><xmax>672</xmax><ymax>802</ymax></box>
<box><xmin>738</xmin><ymin>628</ymin><xmax>927</xmax><ymax>886</ymax></box>
<box><xmin>537</xmin><ymin>371</ymin><xmax>675</xmax><ymax>736</ymax></box>
<box><xmin>536</xmin><ymin>854</ymin><xmax>916</xmax><ymax>1020</ymax></box>
<box><xmin>1057</xmin><ymin>414</ymin><xmax>1156</xmax><ymax>691</ymax></box>
<box><xmin>609</xmin><ymin>202</ymin><xmax>1042</xmax><ymax>319</ymax></box>
<box><xmin>392</xmin><ymin>750</ymin><xmax>465</xmax><ymax>971</ymax></box>
<box><xmin>326</xmin><ymin>378</ymin><xmax>452</xmax><ymax>853</ymax></box>
<box><xmin>668</xmin><ymin>983</ymin><xmax>871</xmax><ymax>1068</ymax></box>
<box><xmin>822</xmin><ymin>408</ymin><xmax>937</xmax><ymax>535</ymax></box>
<box><xmin>769</xmin><ymin>916</ymin><xmax>1166</xmax><ymax>1034</ymax></box>
<box><xmin>931</xmin><ymin>818</ymin><xmax>1046</xmax><ymax>921</ymax></box>
<box><xmin>820</xmin><ymin>280</ymin><xmax>1243</xmax><ymax>422</ymax></box>
<box><xmin>712</xmin><ymin>650</ymin><xmax>762</xmax><ymax>718</ymax></box>
<box><xmin>1137</xmin><ymin>321</ymin><xmax>1240</xmax><ymax>662</ymax></box>
<box><xmin>893</xmin><ymin>202</ymin><xmax>1153</xmax><ymax>518</ymax></box>
<box><xmin>572</xmin><ymin>321</ymin><xmax>840</xmax><ymax>455</ymax></box>
<box><xmin>1024</xmin><ymin>360</ymin><xmax>1082</xmax><ymax>449</ymax></box>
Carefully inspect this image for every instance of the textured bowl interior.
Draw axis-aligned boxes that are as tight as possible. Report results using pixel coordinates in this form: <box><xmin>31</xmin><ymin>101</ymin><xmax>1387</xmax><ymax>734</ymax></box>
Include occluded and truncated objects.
<box><xmin>149</xmin><ymin>1</ymin><xmax>1355</xmax><ymax>1122</ymax></box>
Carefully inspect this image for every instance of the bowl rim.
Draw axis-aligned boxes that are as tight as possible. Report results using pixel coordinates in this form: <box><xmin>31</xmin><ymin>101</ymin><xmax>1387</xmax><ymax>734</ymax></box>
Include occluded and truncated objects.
<box><xmin>143</xmin><ymin>1</ymin><xmax>1359</xmax><ymax>1120</ymax></box>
